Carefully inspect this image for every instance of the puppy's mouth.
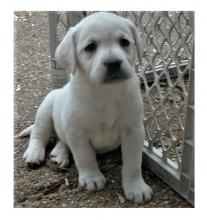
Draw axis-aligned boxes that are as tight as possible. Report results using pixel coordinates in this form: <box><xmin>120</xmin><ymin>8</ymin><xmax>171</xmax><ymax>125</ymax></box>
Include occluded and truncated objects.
<box><xmin>103</xmin><ymin>71</ymin><xmax>130</xmax><ymax>83</ymax></box>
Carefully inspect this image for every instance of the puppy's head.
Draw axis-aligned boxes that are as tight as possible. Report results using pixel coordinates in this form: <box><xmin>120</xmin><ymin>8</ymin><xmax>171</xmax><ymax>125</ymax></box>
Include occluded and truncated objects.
<box><xmin>55</xmin><ymin>12</ymin><xmax>142</xmax><ymax>84</ymax></box>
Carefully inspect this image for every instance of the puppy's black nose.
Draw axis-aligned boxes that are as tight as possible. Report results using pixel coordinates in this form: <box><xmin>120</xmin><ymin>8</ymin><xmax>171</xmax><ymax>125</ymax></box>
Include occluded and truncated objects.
<box><xmin>104</xmin><ymin>59</ymin><xmax>122</xmax><ymax>72</ymax></box>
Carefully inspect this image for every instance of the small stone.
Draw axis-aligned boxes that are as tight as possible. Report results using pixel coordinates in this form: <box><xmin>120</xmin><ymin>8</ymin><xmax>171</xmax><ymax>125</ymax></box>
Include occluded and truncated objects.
<box><xmin>27</xmin><ymin>193</ymin><xmax>42</xmax><ymax>202</ymax></box>
<box><xmin>65</xmin><ymin>178</ymin><xmax>69</xmax><ymax>186</ymax></box>
<box><xmin>163</xmin><ymin>200</ymin><xmax>169</xmax><ymax>205</ymax></box>
<box><xmin>14</xmin><ymin>15</ymin><xmax>19</xmax><ymax>22</ymax></box>
<box><xmin>16</xmin><ymin>85</ymin><xmax>21</xmax><ymax>92</ymax></box>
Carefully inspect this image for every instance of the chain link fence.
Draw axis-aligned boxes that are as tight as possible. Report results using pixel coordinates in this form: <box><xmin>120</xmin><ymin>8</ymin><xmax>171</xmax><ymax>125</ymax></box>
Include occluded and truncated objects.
<box><xmin>48</xmin><ymin>11</ymin><xmax>194</xmax><ymax>205</ymax></box>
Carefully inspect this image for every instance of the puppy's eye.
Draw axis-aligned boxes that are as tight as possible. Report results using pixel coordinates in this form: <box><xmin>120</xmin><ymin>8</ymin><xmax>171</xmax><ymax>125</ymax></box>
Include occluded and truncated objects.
<box><xmin>85</xmin><ymin>42</ymin><xmax>97</xmax><ymax>52</ymax></box>
<box><xmin>120</xmin><ymin>38</ymin><xmax>130</xmax><ymax>47</ymax></box>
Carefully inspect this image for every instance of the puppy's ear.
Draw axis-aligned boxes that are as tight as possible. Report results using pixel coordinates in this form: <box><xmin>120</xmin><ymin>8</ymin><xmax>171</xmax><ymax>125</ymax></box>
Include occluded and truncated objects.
<box><xmin>55</xmin><ymin>27</ymin><xmax>76</xmax><ymax>75</ymax></box>
<box><xmin>127</xmin><ymin>20</ymin><xmax>143</xmax><ymax>66</ymax></box>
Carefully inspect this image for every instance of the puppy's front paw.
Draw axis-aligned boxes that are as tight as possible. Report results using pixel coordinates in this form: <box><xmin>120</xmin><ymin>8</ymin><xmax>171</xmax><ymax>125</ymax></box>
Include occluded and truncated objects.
<box><xmin>123</xmin><ymin>180</ymin><xmax>153</xmax><ymax>204</ymax></box>
<box><xmin>23</xmin><ymin>144</ymin><xmax>45</xmax><ymax>166</ymax></box>
<box><xmin>79</xmin><ymin>172</ymin><xmax>106</xmax><ymax>191</ymax></box>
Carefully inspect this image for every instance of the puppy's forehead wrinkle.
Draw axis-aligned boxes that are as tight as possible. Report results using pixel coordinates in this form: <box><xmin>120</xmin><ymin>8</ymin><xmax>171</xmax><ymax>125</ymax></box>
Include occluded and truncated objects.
<box><xmin>77</xmin><ymin>12</ymin><xmax>125</xmax><ymax>27</ymax></box>
<box><xmin>76</xmin><ymin>13</ymin><xmax>133</xmax><ymax>42</ymax></box>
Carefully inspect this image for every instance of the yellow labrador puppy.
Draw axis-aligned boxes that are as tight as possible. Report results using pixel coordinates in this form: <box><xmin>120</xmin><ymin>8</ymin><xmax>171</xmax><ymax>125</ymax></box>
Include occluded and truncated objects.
<box><xmin>21</xmin><ymin>12</ymin><xmax>153</xmax><ymax>203</ymax></box>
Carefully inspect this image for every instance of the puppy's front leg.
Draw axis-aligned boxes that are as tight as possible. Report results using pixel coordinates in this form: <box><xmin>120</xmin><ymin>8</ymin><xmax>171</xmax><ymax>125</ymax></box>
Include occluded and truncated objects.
<box><xmin>121</xmin><ymin>125</ymin><xmax>153</xmax><ymax>204</ymax></box>
<box><xmin>68</xmin><ymin>136</ymin><xmax>106</xmax><ymax>191</ymax></box>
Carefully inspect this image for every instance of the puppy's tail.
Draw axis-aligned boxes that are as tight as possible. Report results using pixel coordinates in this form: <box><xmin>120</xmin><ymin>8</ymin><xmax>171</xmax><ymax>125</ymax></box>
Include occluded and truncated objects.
<box><xmin>18</xmin><ymin>125</ymin><xmax>34</xmax><ymax>138</ymax></box>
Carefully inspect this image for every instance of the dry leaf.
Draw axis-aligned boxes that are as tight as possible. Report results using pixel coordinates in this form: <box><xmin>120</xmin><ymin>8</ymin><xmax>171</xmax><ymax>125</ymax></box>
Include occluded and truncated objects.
<box><xmin>115</xmin><ymin>192</ymin><xmax>125</xmax><ymax>204</ymax></box>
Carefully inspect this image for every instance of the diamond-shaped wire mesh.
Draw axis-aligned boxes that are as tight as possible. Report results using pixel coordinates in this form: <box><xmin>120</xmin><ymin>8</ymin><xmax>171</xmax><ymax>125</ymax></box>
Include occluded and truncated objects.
<box><xmin>133</xmin><ymin>12</ymin><xmax>192</xmax><ymax>171</ymax></box>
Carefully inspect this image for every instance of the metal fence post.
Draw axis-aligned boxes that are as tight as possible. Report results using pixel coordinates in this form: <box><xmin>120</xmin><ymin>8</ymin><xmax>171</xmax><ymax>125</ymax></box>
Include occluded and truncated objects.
<box><xmin>49</xmin><ymin>12</ymin><xmax>68</xmax><ymax>88</ymax></box>
<box><xmin>179</xmin><ymin>12</ymin><xmax>194</xmax><ymax>205</ymax></box>
<box><xmin>48</xmin><ymin>12</ymin><xmax>58</xmax><ymax>69</ymax></box>
<box><xmin>48</xmin><ymin>12</ymin><xmax>84</xmax><ymax>88</ymax></box>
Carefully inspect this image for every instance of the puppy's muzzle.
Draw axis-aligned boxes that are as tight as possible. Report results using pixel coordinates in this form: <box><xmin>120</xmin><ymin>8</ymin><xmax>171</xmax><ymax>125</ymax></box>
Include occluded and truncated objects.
<box><xmin>103</xmin><ymin>59</ymin><xmax>129</xmax><ymax>82</ymax></box>
<box><xmin>104</xmin><ymin>59</ymin><xmax>122</xmax><ymax>72</ymax></box>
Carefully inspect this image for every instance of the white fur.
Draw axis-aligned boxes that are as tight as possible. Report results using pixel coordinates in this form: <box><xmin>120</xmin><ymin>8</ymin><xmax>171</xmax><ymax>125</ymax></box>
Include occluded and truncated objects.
<box><xmin>22</xmin><ymin>12</ymin><xmax>152</xmax><ymax>203</ymax></box>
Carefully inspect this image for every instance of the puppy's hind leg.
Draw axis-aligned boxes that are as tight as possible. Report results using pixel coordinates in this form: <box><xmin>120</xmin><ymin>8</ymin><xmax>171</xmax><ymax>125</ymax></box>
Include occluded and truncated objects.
<box><xmin>50</xmin><ymin>141</ymin><xmax>70</xmax><ymax>168</ymax></box>
<box><xmin>23</xmin><ymin>91</ymin><xmax>56</xmax><ymax>166</ymax></box>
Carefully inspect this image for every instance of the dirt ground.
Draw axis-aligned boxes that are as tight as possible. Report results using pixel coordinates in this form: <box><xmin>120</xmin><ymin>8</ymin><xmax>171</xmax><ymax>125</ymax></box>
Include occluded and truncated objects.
<box><xmin>14</xmin><ymin>11</ymin><xmax>192</xmax><ymax>208</ymax></box>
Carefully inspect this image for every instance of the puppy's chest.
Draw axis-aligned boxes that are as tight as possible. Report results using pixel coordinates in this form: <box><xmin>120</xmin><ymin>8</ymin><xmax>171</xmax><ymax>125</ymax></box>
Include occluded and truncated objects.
<box><xmin>87</xmin><ymin>120</ymin><xmax>120</xmax><ymax>153</ymax></box>
<box><xmin>94</xmin><ymin>101</ymin><xmax>120</xmax><ymax>121</ymax></box>
<box><xmin>85</xmin><ymin>100</ymin><xmax>123</xmax><ymax>152</ymax></box>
